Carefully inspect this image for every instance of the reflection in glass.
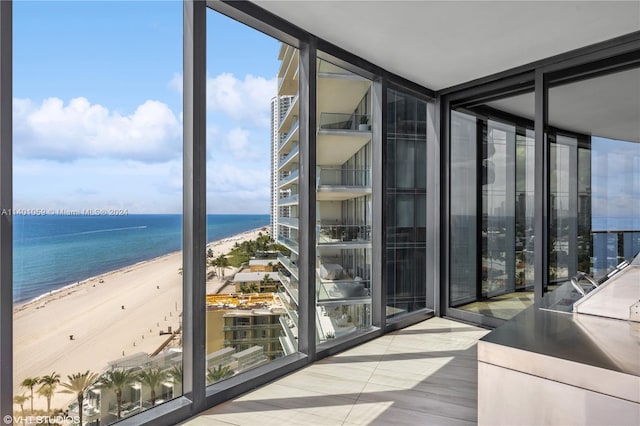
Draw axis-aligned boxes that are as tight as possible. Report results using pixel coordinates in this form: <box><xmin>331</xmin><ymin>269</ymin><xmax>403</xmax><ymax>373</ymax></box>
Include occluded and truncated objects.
<box><xmin>450</xmin><ymin>108</ymin><xmax>535</xmax><ymax>320</ymax></box>
<box><xmin>386</xmin><ymin>89</ymin><xmax>429</xmax><ymax>318</ymax></box>
<box><xmin>316</xmin><ymin>55</ymin><xmax>372</xmax><ymax>343</ymax></box>
<box><xmin>450</xmin><ymin>111</ymin><xmax>478</xmax><ymax>306</ymax></box>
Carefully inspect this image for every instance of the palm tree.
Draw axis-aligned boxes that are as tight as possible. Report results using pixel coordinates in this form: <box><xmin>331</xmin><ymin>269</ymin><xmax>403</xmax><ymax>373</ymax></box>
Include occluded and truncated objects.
<box><xmin>167</xmin><ymin>365</ymin><xmax>183</xmax><ymax>396</ymax></box>
<box><xmin>59</xmin><ymin>370</ymin><xmax>98</xmax><ymax>426</ymax></box>
<box><xmin>215</xmin><ymin>255</ymin><xmax>229</xmax><ymax>278</ymax></box>
<box><xmin>38</xmin><ymin>372</ymin><xmax>60</xmax><ymax>415</ymax></box>
<box><xmin>21</xmin><ymin>376</ymin><xmax>40</xmax><ymax>414</ymax></box>
<box><xmin>137</xmin><ymin>368</ymin><xmax>167</xmax><ymax>406</ymax></box>
<box><xmin>13</xmin><ymin>394</ymin><xmax>29</xmax><ymax>416</ymax></box>
<box><xmin>97</xmin><ymin>369</ymin><xmax>137</xmax><ymax>419</ymax></box>
<box><xmin>206</xmin><ymin>365</ymin><xmax>233</xmax><ymax>384</ymax></box>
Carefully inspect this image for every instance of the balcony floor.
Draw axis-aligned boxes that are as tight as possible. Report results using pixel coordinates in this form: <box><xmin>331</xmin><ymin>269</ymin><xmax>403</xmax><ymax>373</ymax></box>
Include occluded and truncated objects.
<box><xmin>183</xmin><ymin>317</ymin><xmax>489</xmax><ymax>425</ymax></box>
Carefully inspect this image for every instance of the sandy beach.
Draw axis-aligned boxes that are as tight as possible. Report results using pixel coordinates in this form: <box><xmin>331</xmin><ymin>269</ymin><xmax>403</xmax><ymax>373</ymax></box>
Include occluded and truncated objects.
<box><xmin>13</xmin><ymin>227</ymin><xmax>267</xmax><ymax>411</ymax></box>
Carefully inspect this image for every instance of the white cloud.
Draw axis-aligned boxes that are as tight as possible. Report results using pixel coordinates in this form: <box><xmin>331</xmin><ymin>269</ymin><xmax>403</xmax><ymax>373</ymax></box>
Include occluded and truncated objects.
<box><xmin>170</xmin><ymin>72</ymin><xmax>276</xmax><ymax>128</ymax></box>
<box><xmin>224</xmin><ymin>127</ymin><xmax>264</xmax><ymax>160</ymax></box>
<box><xmin>13</xmin><ymin>97</ymin><xmax>182</xmax><ymax>162</ymax></box>
<box><xmin>206</xmin><ymin>160</ymin><xmax>270</xmax><ymax>213</ymax></box>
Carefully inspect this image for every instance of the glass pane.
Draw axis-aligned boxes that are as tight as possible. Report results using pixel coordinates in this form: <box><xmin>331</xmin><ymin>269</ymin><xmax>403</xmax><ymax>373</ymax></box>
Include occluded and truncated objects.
<box><xmin>13</xmin><ymin>1</ymin><xmax>183</xmax><ymax>423</ymax></box>
<box><xmin>316</xmin><ymin>54</ymin><xmax>372</xmax><ymax>343</ymax></box>
<box><xmin>450</xmin><ymin>92</ymin><xmax>535</xmax><ymax>320</ymax></box>
<box><xmin>450</xmin><ymin>110</ymin><xmax>478</xmax><ymax>306</ymax></box>
<box><xmin>204</xmin><ymin>11</ymin><xmax>298</xmax><ymax>385</ymax></box>
<box><xmin>386</xmin><ymin>89</ymin><xmax>429</xmax><ymax>318</ymax></box>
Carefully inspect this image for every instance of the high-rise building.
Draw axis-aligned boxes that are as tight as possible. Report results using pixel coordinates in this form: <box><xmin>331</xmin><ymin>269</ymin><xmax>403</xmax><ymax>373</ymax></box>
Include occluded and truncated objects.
<box><xmin>270</xmin><ymin>94</ymin><xmax>294</xmax><ymax>238</ymax></box>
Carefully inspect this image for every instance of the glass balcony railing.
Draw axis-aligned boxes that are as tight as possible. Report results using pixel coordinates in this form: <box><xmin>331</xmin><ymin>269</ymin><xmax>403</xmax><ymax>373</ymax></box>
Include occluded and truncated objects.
<box><xmin>591</xmin><ymin>230</ymin><xmax>640</xmax><ymax>278</ymax></box>
<box><xmin>278</xmin><ymin>235</ymin><xmax>299</xmax><ymax>253</ymax></box>
<box><xmin>278</xmin><ymin>94</ymin><xmax>298</xmax><ymax>129</ymax></box>
<box><xmin>318</xmin><ymin>224</ymin><xmax>371</xmax><ymax>243</ymax></box>
<box><xmin>278</xmin><ymin>193</ymin><xmax>299</xmax><ymax>205</ymax></box>
<box><xmin>278</xmin><ymin>271</ymin><xmax>299</xmax><ymax>304</ymax></box>
<box><xmin>278</xmin><ymin>144</ymin><xmax>299</xmax><ymax>169</ymax></box>
<box><xmin>277</xmin><ymin>252</ymin><xmax>298</xmax><ymax>279</ymax></box>
<box><xmin>317</xmin><ymin>167</ymin><xmax>371</xmax><ymax>187</ymax></box>
<box><xmin>319</xmin><ymin>113</ymin><xmax>370</xmax><ymax>131</ymax></box>
<box><xmin>278</xmin><ymin>169</ymin><xmax>299</xmax><ymax>187</ymax></box>
<box><xmin>278</xmin><ymin>216</ymin><xmax>299</xmax><ymax>228</ymax></box>
<box><xmin>317</xmin><ymin>279</ymin><xmax>371</xmax><ymax>303</ymax></box>
<box><xmin>279</xmin><ymin>119</ymin><xmax>299</xmax><ymax>150</ymax></box>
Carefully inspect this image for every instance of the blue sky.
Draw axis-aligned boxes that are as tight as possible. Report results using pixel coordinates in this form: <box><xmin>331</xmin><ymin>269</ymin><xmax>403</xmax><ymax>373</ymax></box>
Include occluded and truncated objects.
<box><xmin>13</xmin><ymin>1</ymin><xmax>280</xmax><ymax>214</ymax></box>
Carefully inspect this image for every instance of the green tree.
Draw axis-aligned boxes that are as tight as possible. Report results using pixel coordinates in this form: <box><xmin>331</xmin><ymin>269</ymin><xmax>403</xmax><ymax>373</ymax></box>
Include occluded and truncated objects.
<box><xmin>137</xmin><ymin>368</ymin><xmax>167</xmax><ymax>406</ymax></box>
<box><xmin>206</xmin><ymin>365</ymin><xmax>233</xmax><ymax>384</ymax></box>
<box><xmin>13</xmin><ymin>394</ymin><xmax>29</xmax><ymax>416</ymax></box>
<box><xmin>21</xmin><ymin>376</ymin><xmax>40</xmax><ymax>414</ymax></box>
<box><xmin>97</xmin><ymin>369</ymin><xmax>137</xmax><ymax>419</ymax></box>
<box><xmin>167</xmin><ymin>365</ymin><xmax>183</xmax><ymax>396</ymax></box>
<box><xmin>216</xmin><ymin>255</ymin><xmax>229</xmax><ymax>278</ymax></box>
<box><xmin>59</xmin><ymin>370</ymin><xmax>98</xmax><ymax>426</ymax></box>
<box><xmin>38</xmin><ymin>372</ymin><xmax>61</xmax><ymax>416</ymax></box>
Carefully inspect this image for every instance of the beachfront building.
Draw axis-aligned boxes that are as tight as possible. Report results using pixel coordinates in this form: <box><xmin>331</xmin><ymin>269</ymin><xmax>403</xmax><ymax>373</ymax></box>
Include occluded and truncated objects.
<box><xmin>2</xmin><ymin>2</ymin><xmax>640</xmax><ymax>426</ymax></box>
<box><xmin>205</xmin><ymin>293</ymin><xmax>284</xmax><ymax>362</ymax></box>
<box><xmin>275</xmin><ymin>45</ymin><xmax>375</xmax><ymax>347</ymax></box>
<box><xmin>247</xmin><ymin>258</ymin><xmax>278</xmax><ymax>272</ymax></box>
<box><xmin>270</xmin><ymin>95</ymin><xmax>294</xmax><ymax>238</ymax></box>
<box><xmin>232</xmin><ymin>271</ymin><xmax>278</xmax><ymax>293</ymax></box>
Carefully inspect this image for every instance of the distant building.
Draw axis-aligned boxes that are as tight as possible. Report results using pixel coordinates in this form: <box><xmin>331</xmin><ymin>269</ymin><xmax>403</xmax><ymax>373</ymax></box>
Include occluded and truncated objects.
<box><xmin>270</xmin><ymin>95</ymin><xmax>294</xmax><ymax>238</ymax></box>
<box><xmin>233</xmin><ymin>271</ymin><xmax>278</xmax><ymax>293</ymax></box>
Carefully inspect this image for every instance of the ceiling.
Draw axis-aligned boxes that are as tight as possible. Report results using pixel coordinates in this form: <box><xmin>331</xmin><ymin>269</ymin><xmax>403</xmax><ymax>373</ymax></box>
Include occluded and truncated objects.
<box><xmin>487</xmin><ymin>67</ymin><xmax>640</xmax><ymax>143</ymax></box>
<box><xmin>254</xmin><ymin>1</ymin><xmax>640</xmax><ymax>91</ymax></box>
<box><xmin>253</xmin><ymin>1</ymin><xmax>640</xmax><ymax>142</ymax></box>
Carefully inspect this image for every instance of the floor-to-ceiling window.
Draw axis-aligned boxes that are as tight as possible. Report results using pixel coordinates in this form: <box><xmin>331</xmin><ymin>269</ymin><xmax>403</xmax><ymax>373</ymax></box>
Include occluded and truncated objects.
<box><xmin>204</xmin><ymin>10</ymin><xmax>300</xmax><ymax>386</ymax></box>
<box><xmin>12</xmin><ymin>2</ymin><xmax>183</xmax><ymax>423</ymax></box>
<box><xmin>315</xmin><ymin>54</ymin><xmax>373</xmax><ymax>343</ymax></box>
<box><xmin>548</xmin><ymin>66</ymin><xmax>640</xmax><ymax>283</ymax></box>
<box><xmin>449</xmin><ymin>92</ymin><xmax>536</xmax><ymax>321</ymax></box>
<box><xmin>385</xmin><ymin>89</ymin><xmax>429</xmax><ymax>318</ymax></box>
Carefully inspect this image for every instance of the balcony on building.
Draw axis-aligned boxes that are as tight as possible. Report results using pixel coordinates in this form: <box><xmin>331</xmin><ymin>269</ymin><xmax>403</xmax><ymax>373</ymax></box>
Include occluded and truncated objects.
<box><xmin>278</xmin><ymin>143</ymin><xmax>299</xmax><ymax>171</ymax></box>
<box><xmin>278</xmin><ymin>93</ymin><xmax>298</xmax><ymax>134</ymax></box>
<box><xmin>277</xmin><ymin>44</ymin><xmax>298</xmax><ymax>97</ymax></box>
<box><xmin>278</xmin><ymin>191</ymin><xmax>298</xmax><ymax>206</ymax></box>
<box><xmin>278</xmin><ymin>118</ymin><xmax>299</xmax><ymax>153</ymax></box>
<box><xmin>277</xmin><ymin>234</ymin><xmax>299</xmax><ymax>254</ymax></box>
<box><xmin>317</xmin><ymin>167</ymin><xmax>371</xmax><ymax>201</ymax></box>
<box><xmin>317</xmin><ymin>223</ymin><xmax>371</xmax><ymax>248</ymax></box>
<box><xmin>278</xmin><ymin>168</ymin><xmax>299</xmax><ymax>189</ymax></box>
<box><xmin>277</xmin><ymin>215</ymin><xmax>298</xmax><ymax>229</ymax></box>
<box><xmin>317</xmin><ymin>113</ymin><xmax>371</xmax><ymax>165</ymax></box>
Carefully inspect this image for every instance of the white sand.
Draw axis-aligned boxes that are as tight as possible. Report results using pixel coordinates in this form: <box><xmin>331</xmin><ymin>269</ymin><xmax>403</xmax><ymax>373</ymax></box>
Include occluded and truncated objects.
<box><xmin>13</xmin><ymin>227</ymin><xmax>268</xmax><ymax>411</ymax></box>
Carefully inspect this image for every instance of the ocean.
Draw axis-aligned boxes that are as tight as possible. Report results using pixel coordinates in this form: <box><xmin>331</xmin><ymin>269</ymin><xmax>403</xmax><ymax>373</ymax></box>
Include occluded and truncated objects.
<box><xmin>12</xmin><ymin>214</ymin><xmax>269</xmax><ymax>303</ymax></box>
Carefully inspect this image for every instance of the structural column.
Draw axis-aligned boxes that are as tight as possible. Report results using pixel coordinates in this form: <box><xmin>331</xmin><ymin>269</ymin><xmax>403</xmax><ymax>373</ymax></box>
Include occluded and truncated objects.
<box><xmin>0</xmin><ymin>0</ymin><xmax>12</xmax><ymax>419</ymax></box>
<box><xmin>534</xmin><ymin>69</ymin><xmax>548</xmax><ymax>305</ymax></box>
<box><xmin>297</xmin><ymin>38</ymin><xmax>317</xmax><ymax>358</ymax></box>
<box><xmin>371</xmin><ymin>79</ymin><xmax>384</xmax><ymax>328</ymax></box>
<box><xmin>183</xmin><ymin>0</ymin><xmax>207</xmax><ymax>411</ymax></box>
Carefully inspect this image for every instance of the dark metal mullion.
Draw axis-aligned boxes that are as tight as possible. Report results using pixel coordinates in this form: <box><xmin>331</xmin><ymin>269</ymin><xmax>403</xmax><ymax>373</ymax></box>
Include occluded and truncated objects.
<box><xmin>534</xmin><ymin>70</ymin><xmax>548</xmax><ymax>306</ymax></box>
<box><xmin>372</xmin><ymin>78</ymin><xmax>385</xmax><ymax>328</ymax></box>
<box><xmin>298</xmin><ymin>38</ymin><xmax>317</xmax><ymax>359</ymax></box>
<box><xmin>426</xmin><ymin>100</ymin><xmax>439</xmax><ymax>313</ymax></box>
<box><xmin>569</xmin><ymin>138</ymin><xmax>579</xmax><ymax>277</ymax></box>
<box><xmin>439</xmin><ymin>96</ymin><xmax>450</xmax><ymax>315</ymax></box>
<box><xmin>0</xmin><ymin>0</ymin><xmax>12</xmax><ymax>419</ymax></box>
<box><xmin>182</xmin><ymin>0</ymin><xmax>207</xmax><ymax>412</ymax></box>
<box><xmin>475</xmin><ymin>119</ymin><xmax>486</xmax><ymax>301</ymax></box>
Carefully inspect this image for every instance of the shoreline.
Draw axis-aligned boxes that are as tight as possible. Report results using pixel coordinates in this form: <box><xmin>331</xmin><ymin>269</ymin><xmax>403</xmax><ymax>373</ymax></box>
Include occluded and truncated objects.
<box><xmin>13</xmin><ymin>226</ymin><xmax>268</xmax><ymax>412</ymax></box>
<box><xmin>13</xmin><ymin>225</ymin><xmax>269</xmax><ymax>311</ymax></box>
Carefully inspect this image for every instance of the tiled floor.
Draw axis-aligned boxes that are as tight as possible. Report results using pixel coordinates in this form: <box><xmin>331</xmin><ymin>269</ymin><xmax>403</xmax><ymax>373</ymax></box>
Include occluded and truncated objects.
<box><xmin>458</xmin><ymin>291</ymin><xmax>534</xmax><ymax>320</ymax></box>
<box><xmin>183</xmin><ymin>317</ymin><xmax>490</xmax><ymax>426</ymax></box>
